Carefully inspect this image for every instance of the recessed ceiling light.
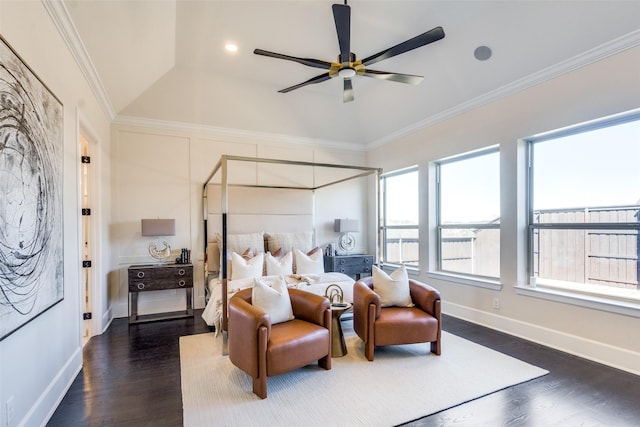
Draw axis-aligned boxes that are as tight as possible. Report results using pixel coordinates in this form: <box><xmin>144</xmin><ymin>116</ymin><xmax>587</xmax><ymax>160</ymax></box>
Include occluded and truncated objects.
<box><xmin>474</xmin><ymin>46</ymin><xmax>492</xmax><ymax>61</ymax></box>
<box><xmin>225</xmin><ymin>43</ymin><xmax>238</xmax><ymax>53</ymax></box>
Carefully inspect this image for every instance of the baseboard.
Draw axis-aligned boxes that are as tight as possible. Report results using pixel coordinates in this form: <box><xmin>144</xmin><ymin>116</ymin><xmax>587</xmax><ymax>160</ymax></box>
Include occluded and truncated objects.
<box><xmin>101</xmin><ymin>307</ymin><xmax>113</xmax><ymax>334</ymax></box>
<box><xmin>443</xmin><ymin>301</ymin><xmax>640</xmax><ymax>377</ymax></box>
<box><xmin>23</xmin><ymin>346</ymin><xmax>82</xmax><ymax>427</ymax></box>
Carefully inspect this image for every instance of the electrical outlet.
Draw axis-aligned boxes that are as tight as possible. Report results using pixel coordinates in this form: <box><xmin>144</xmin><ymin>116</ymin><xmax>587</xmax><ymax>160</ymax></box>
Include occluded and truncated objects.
<box><xmin>6</xmin><ymin>396</ymin><xmax>14</xmax><ymax>426</ymax></box>
<box><xmin>492</xmin><ymin>297</ymin><xmax>500</xmax><ymax>309</ymax></box>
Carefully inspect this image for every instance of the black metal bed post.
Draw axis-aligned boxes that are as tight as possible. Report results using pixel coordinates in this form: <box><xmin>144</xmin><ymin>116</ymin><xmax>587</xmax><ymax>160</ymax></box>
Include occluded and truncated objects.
<box><xmin>221</xmin><ymin>156</ymin><xmax>229</xmax><ymax>351</ymax></box>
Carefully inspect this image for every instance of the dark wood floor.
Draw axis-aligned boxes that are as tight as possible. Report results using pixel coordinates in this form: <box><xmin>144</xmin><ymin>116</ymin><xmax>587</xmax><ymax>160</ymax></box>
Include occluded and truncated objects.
<box><xmin>47</xmin><ymin>312</ymin><xmax>640</xmax><ymax>427</ymax></box>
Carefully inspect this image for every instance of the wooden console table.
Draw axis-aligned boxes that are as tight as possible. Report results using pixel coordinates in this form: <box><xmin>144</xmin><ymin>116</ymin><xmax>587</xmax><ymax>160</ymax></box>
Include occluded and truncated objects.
<box><xmin>324</xmin><ymin>254</ymin><xmax>374</xmax><ymax>279</ymax></box>
<box><xmin>128</xmin><ymin>263</ymin><xmax>193</xmax><ymax>324</ymax></box>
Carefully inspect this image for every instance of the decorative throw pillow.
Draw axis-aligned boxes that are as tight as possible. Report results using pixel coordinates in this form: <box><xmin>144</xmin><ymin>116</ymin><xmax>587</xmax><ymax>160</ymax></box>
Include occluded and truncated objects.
<box><xmin>294</xmin><ymin>248</ymin><xmax>324</xmax><ymax>275</ymax></box>
<box><xmin>240</xmin><ymin>247</ymin><xmax>254</xmax><ymax>259</ymax></box>
<box><xmin>225</xmin><ymin>247</ymin><xmax>253</xmax><ymax>278</ymax></box>
<box><xmin>372</xmin><ymin>265</ymin><xmax>414</xmax><ymax>307</ymax></box>
<box><xmin>219</xmin><ymin>232</ymin><xmax>265</xmax><ymax>255</ymax></box>
<box><xmin>270</xmin><ymin>247</ymin><xmax>284</xmax><ymax>258</ymax></box>
<box><xmin>265</xmin><ymin>251</ymin><xmax>293</xmax><ymax>276</ymax></box>
<box><xmin>252</xmin><ymin>276</ymin><xmax>294</xmax><ymax>324</ymax></box>
<box><xmin>265</xmin><ymin>232</ymin><xmax>313</xmax><ymax>254</ymax></box>
<box><xmin>231</xmin><ymin>251</ymin><xmax>264</xmax><ymax>280</ymax></box>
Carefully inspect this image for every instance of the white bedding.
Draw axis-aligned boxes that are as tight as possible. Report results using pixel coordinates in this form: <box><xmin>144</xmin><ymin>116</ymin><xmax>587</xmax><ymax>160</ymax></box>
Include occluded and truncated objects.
<box><xmin>202</xmin><ymin>272</ymin><xmax>355</xmax><ymax>333</ymax></box>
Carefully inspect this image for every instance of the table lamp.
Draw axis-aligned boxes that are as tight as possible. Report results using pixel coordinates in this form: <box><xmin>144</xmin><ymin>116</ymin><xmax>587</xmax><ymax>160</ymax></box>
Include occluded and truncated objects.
<box><xmin>141</xmin><ymin>219</ymin><xmax>175</xmax><ymax>262</ymax></box>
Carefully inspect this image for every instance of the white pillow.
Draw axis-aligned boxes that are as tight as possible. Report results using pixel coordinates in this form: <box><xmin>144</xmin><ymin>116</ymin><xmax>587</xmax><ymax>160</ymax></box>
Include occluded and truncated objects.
<box><xmin>372</xmin><ymin>265</ymin><xmax>414</xmax><ymax>308</ymax></box>
<box><xmin>252</xmin><ymin>276</ymin><xmax>294</xmax><ymax>324</ymax></box>
<box><xmin>231</xmin><ymin>251</ymin><xmax>264</xmax><ymax>280</ymax></box>
<box><xmin>216</xmin><ymin>232</ymin><xmax>264</xmax><ymax>255</ymax></box>
<box><xmin>294</xmin><ymin>248</ymin><xmax>324</xmax><ymax>275</ymax></box>
<box><xmin>265</xmin><ymin>251</ymin><xmax>293</xmax><ymax>276</ymax></box>
<box><xmin>265</xmin><ymin>232</ymin><xmax>313</xmax><ymax>254</ymax></box>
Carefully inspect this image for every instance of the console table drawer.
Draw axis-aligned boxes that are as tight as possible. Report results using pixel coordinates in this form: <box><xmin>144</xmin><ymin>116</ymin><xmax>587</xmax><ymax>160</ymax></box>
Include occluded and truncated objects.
<box><xmin>128</xmin><ymin>264</ymin><xmax>193</xmax><ymax>292</ymax></box>
<box><xmin>324</xmin><ymin>255</ymin><xmax>374</xmax><ymax>279</ymax></box>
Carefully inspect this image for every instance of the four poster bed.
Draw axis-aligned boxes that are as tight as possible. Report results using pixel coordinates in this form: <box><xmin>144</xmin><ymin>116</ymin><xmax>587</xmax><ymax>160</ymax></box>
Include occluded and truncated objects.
<box><xmin>201</xmin><ymin>155</ymin><xmax>381</xmax><ymax>335</ymax></box>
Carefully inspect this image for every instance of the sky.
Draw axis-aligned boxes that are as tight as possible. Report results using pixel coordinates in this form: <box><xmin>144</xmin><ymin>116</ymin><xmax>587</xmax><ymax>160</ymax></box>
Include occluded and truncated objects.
<box><xmin>386</xmin><ymin>116</ymin><xmax>640</xmax><ymax>224</ymax></box>
<box><xmin>533</xmin><ymin>118</ymin><xmax>640</xmax><ymax>210</ymax></box>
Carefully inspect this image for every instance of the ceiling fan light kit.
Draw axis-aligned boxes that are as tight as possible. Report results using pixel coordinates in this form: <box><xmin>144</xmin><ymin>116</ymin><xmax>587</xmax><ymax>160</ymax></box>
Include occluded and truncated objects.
<box><xmin>254</xmin><ymin>2</ymin><xmax>445</xmax><ymax>103</ymax></box>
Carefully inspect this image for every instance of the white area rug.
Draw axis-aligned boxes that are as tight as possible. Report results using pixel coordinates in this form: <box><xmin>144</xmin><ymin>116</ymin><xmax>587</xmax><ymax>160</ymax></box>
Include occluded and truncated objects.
<box><xmin>180</xmin><ymin>321</ymin><xmax>547</xmax><ymax>427</ymax></box>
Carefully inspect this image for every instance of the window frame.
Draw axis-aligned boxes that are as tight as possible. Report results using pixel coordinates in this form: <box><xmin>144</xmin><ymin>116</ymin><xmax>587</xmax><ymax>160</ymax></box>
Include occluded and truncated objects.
<box><xmin>525</xmin><ymin>111</ymin><xmax>640</xmax><ymax>307</ymax></box>
<box><xmin>435</xmin><ymin>146</ymin><xmax>501</xmax><ymax>280</ymax></box>
<box><xmin>379</xmin><ymin>166</ymin><xmax>419</xmax><ymax>270</ymax></box>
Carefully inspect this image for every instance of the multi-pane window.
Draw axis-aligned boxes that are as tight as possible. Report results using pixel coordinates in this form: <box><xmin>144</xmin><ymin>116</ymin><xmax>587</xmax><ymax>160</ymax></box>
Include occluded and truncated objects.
<box><xmin>436</xmin><ymin>148</ymin><xmax>500</xmax><ymax>278</ymax></box>
<box><xmin>380</xmin><ymin>167</ymin><xmax>418</xmax><ymax>268</ymax></box>
<box><xmin>528</xmin><ymin>114</ymin><xmax>640</xmax><ymax>297</ymax></box>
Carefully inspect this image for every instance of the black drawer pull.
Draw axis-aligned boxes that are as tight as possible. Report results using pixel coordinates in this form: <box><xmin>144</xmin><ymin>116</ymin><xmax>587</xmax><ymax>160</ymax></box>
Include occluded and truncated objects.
<box><xmin>178</xmin><ymin>269</ymin><xmax>186</xmax><ymax>276</ymax></box>
<box><xmin>137</xmin><ymin>283</ymin><xmax>145</xmax><ymax>290</ymax></box>
<box><xmin>339</xmin><ymin>259</ymin><xmax>346</xmax><ymax>265</ymax></box>
<box><xmin>137</xmin><ymin>271</ymin><xmax>145</xmax><ymax>278</ymax></box>
<box><xmin>363</xmin><ymin>258</ymin><xmax>370</xmax><ymax>264</ymax></box>
<box><xmin>178</xmin><ymin>280</ymin><xmax>186</xmax><ymax>287</ymax></box>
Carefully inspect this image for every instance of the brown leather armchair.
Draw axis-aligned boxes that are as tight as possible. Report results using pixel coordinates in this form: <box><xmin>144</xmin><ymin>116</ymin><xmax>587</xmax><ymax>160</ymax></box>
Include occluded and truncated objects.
<box><xmin>228</xmin><ymin>287</ymin><xmax>332</xmax><ymax>399</ymax></box>
<box><xmin>353</xmin><ymin>277</ymin><xmax>441</xmax><ymax>361</ymax></box>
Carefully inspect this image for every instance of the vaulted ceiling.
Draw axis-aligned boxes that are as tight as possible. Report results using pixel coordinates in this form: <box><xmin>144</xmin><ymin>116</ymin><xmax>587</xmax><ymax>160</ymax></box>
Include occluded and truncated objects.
<box><xmin>62</xmin><ymin>0</ymin><xmax>640</xmax><ymax>148</ymax></box>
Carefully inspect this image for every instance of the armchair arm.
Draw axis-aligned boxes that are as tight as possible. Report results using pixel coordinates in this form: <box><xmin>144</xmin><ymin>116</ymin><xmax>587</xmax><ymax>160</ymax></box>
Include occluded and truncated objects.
<box><xmin>409</xmin><ymin>279</ymin><xmax>441</xmax><ymax>317</ymax></box>
<box><xmin>228</xmin><ymin>293</ymin><xmax>270</xmax><ymax>378</ymax></box>
<box><xmin>353</xmin><ymin>279</ymin><xmax>381</xmax><ymax>345</ymax></box>
<box><xmin>354</xmin><ymin>279</ymin><xmax>381</xmax><ymax>318</ymax></box>
<box><xmin>288</xmin><ymin>288</ymin><xmax>330</xmax><ymax>327</ymax></box>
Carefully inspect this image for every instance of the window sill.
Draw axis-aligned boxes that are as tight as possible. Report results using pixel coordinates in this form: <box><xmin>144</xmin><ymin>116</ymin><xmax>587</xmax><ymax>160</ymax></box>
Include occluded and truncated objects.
<box><xmin>515</xmin><ymin>282</ymin><xmax>640</xmax><ymax>319</ymax></box>
<box><xmin>425</xmin><ymin>271</ymin><xmax>502</xmax><ymax>291</ymax></box>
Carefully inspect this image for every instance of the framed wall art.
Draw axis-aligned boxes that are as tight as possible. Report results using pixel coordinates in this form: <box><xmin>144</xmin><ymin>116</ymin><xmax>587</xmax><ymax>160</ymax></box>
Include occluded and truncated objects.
<box><xmin>0</xmin><ymin>34</ymin><xmax>64</xmax><ymax>341</ymax></box>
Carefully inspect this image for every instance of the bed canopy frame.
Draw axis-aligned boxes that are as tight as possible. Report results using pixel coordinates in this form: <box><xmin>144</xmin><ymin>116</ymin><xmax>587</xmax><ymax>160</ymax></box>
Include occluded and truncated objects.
<box><xmin>202</xmin><ymin>155</ymin><xmax>382</xmax><ymax>333</ymax></box>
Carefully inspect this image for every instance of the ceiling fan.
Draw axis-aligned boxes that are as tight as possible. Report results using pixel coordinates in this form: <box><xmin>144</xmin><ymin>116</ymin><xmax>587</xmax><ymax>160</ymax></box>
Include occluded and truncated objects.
<box><xmin>254</xmin><ymin>1</ymin><xmax>445</xmax><ymax>103</ymax></box>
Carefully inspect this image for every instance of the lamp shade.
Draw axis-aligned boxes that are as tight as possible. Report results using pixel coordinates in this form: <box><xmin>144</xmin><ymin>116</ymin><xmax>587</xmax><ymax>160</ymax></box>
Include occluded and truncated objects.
<box><xmin>334</xmin><ymin>218</ymin><xmax>359</xmax><ymax>233</ymax></box>
<box><xmin>141</xmin><ymin>219</ymin><xmax>175</xmax><ymax>237</ymax></box>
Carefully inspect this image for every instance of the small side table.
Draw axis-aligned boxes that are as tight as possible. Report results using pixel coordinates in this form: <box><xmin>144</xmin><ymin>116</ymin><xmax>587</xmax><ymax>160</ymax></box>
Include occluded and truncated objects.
<box><xmin>330</xmin><ymin>302</ymin><xmax>352</xmax><ymax>357</ymax></box>
<box><xmin>128</xmin><ymin>263</ymin><xmax>194</xmax><ymax>324</ymax></box>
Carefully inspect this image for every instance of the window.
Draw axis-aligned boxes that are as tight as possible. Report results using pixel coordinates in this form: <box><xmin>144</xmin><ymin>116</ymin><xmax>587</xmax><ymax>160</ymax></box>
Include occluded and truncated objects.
<box><xmin>436</xmin><ymin>148</ymin><xmax>500</xmax><ymax>278</ymax></box>
<box><xmin>528</xmin><ymin>114</ymin><xmax>640</xmax><ymax>301</ymax></box>
<box><xmin>380</xmin><ymin>167</ymin><xmax>418</xmax><ymax>268</ymax></box>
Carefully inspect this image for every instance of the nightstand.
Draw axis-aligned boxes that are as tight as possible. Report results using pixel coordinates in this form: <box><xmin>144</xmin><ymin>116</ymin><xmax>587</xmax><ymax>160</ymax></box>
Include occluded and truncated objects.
<box><xmin>128</xmin><ymin>263</ymin><xmax>194</xmax><ymax>324</ymax></box>
<box><xmin>324</xmin><ymin>254</ymin><xmax>374</xmax><ymax>280</ymax></box>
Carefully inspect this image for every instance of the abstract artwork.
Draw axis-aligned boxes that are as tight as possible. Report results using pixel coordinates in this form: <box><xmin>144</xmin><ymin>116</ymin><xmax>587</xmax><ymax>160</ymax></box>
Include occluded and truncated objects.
<box><xmin>0</xmin><ymin>35</ymin><xmax>64</xmax><ymax>340</ymax></box>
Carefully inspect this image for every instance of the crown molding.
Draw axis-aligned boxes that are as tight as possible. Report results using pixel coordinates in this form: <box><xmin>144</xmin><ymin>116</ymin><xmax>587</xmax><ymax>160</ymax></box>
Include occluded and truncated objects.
<box><xmin>112</xmin><ymin>115</ymin><xmax>368</xmax><ymax>152</ymax></box>
<box><xmin>43</xmin><ymin>0</ymin><xmax>115</xmax><ymax>120</ymax></box>
<box><xmin>367</xmin><ymin>28</ymin><xmax>640</xmax><ymax>151</ymax></box>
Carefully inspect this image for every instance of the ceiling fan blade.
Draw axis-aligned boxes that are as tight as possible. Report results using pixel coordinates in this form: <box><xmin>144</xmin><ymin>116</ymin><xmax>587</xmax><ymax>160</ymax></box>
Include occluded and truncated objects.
<box><xmin>254</xmin><ymin>49</ymin><xmax>333</xmax><ymax>70</ymax></box>
<box><xmin>343</xmin><ymin>78</ymin><xmax>354</xmax><ymax>103</ymax></box>
<box><xmin>332</xmin><ymin>4</ymin><xmax>351</xmax><ymax>63</ymax></box>
<box><xmin>278</xmin><ymin>73</ymin><xmax>333</xmax><ymax>93</ymax></box>
<box><xmin>361</xmin><ymin>69</ymin><xmax>424</xmax><ymax>85</ymax></box>
<box><xmin>361</xmin><ymin>26</ymin><xmax>445</xmax><ymax>67</ymax></box>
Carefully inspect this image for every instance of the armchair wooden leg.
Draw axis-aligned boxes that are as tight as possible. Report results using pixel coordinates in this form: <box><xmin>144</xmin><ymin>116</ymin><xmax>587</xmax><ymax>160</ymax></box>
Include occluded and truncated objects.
<box><xmin>253</xmin><ymin>375</ymin><xmax>267</xmax><ymax>399</ymax></box>
<box><xmin>365</xmin><ymin>340</ymin><xmax>375</xmax><ymax>361</ymax></box>
<box><xmin>319</xmin><ymin>354</ymin><xmax>331</xmax><ymax>370</ymax></box>
<box><xmin>431</xmin><ymin>339</ymin><xmax>441</xmax><ymax>356</ymax></box>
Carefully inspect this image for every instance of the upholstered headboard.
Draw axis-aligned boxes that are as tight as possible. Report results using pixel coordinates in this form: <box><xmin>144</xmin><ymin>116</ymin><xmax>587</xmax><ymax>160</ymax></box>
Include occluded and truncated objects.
<box><xmin>205</xmin><ymin>184</ymin><xmax>315</xmax><ymax>273</ymax></box>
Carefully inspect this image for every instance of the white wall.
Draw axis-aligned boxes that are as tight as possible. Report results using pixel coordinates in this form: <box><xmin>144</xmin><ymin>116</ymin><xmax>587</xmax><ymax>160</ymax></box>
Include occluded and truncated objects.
<box><xmin>110</xmin><ymin>122</ymin><xmax>369</xmax><ymax>316</ymax></box>
<box><xmin>367</xmin><ymin>45</ymin><xmax>640</xmax><ymax>374</ymax></box>
<box><xmin>0</xmin><ymin>1</ymin><xmax>112</xmax><ymax>426</ymax></box>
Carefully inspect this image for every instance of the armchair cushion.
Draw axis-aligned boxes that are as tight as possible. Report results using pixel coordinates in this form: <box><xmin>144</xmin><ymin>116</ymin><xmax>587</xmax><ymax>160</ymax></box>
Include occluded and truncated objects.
<box><xmin>252</xmin><ymin>276</ymin><xmax>294</xmax><ymax>324</ymax></box>
<box><xmin>372</xmin><ymin>265</ymin><xmax>414</xmax><ymax>307</ymax></box>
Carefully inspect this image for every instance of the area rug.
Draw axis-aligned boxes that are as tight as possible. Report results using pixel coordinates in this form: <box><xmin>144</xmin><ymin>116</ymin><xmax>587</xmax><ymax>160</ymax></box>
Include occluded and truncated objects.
<box><xmin>180</xmin><ymin>321</ymin><xmax>547</xmax><ymax>427</ymax></box>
